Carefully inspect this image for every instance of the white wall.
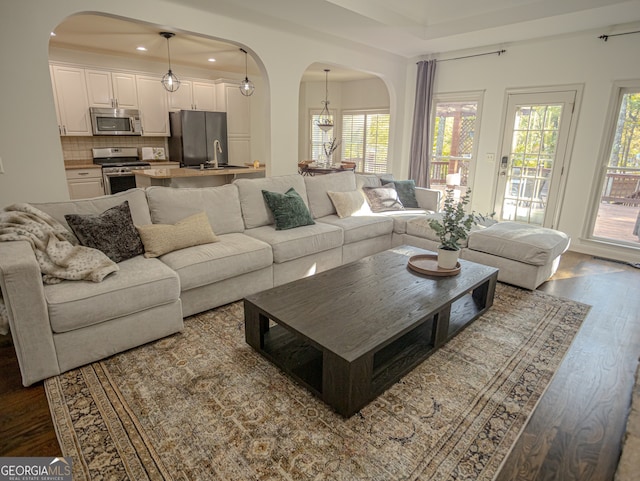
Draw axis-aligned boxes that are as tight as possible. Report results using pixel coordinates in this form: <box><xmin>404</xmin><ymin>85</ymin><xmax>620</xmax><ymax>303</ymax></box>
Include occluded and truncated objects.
<box><xmin>0</xmin><ymin>0</ymin><xmax>407</xmax><ymax>205</ymax></box>
<box><xmin>341</xmin><ymin>79</ymin><xmax>390</xmax><ymax>110</ymax></box>
<box><xmin>412</xmin><ymin>29</ymin><xmax>640</xmax><ymax>262</ymax></box>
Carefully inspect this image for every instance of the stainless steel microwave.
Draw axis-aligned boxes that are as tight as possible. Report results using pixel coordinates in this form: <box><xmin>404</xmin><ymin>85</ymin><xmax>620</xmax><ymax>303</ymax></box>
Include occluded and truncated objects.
<box><xmin>90</xmin><ymin>107</ymin><xmax>142</xmax><ymax>136</ymax></box>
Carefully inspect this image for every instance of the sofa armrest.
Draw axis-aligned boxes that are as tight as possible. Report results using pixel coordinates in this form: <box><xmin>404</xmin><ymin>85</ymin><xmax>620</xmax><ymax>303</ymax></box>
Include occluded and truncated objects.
<box><xmin>0</xmin><ymin>241</ymin><xmax>59</xmax><ymax>386</ymax></box>
<box><xmin>415</xmin><ymin>187</ymin><xmax>441</xmax><ymax>212</ymax></box>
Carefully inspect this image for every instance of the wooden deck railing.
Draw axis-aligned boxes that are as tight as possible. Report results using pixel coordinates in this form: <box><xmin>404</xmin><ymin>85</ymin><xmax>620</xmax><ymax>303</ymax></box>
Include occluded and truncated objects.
<box><xmin>430</xmin><ymin>158</ymin><xmax>470</xmax><ymax>185</ymax></box>
<box><xmin>601</xmin><ymin>168</ymin><xmax>640</xmax><ymax>206</ymax></box>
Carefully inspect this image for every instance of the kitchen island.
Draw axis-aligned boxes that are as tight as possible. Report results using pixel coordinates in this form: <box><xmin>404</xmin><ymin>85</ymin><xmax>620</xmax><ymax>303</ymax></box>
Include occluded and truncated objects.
<box><xmin>134</xmin><ymin>165</ymin><xmax>265</xmax><ymax>188</ymax></box>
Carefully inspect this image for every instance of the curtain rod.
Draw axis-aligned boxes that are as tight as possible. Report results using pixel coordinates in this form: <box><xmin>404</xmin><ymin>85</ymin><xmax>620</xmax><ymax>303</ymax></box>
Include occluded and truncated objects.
<box><xmin>433</xmin><ymin>49</ymin><xmax>506</xmax><ymax>63</ymax></box>
<box><xmin>599</xmin><ymin>30</ymin><xmax>640</xmax><ymax>41</ymax></box>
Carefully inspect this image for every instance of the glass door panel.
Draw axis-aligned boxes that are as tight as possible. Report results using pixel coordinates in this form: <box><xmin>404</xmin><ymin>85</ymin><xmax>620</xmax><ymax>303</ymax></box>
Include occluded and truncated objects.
<box><xmin>495</xmin><ymin>91</ymin><xmax>575</xmax><ymax>228</ymax></box>
<box><xmin>591</xmin><ymin>89</ymin><xmax>640</xmax><ymax>246</ymax></box>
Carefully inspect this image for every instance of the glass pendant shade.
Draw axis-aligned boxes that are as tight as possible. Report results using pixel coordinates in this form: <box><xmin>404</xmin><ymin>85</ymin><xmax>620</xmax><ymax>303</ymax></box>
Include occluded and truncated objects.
<box><xmin>162</xmin><ymin>70</ymin><xmax>180</xmax><ymax>92</ymax></box>
<box><xmin>239</xmin><ymin>48</ymin><xmax>255</xmax><ymax>96</ymax></box>
<box><xmin>240</xmin><ymin>77</ymin><xmax>255</xmax><ymax>96</ymax></box>
<box><xmin>160</xmin><ymin>32</ymin><xmax>180</xmax><ymax>92</ymax></box>
<box><xmin>316</xmin><ymin>69</ymin><xmax>333</xmax><ymax>131</ymax></box>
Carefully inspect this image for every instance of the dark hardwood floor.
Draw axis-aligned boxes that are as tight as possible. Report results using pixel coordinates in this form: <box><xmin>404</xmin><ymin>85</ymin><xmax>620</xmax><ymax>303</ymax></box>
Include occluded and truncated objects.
<box><xmin>1</xmin><ymin>251</ymin><xmax>639</xmax><ymax>480</ymax></box>
<box><xmin>0</xmin><ymin>336</ymin><xmax>59</xmax><ymax>456</ymax></box>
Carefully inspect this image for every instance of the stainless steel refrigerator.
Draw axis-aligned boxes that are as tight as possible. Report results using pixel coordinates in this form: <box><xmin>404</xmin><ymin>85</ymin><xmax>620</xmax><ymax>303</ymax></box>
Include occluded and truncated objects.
<box><xmin>168</xmin><ymin>110</ymin><xmax>228</xmax><ymax>167</ymax></box>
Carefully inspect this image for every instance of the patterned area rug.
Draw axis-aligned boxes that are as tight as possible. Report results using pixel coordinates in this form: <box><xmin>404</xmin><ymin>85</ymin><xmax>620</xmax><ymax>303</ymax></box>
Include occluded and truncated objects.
<box><xmin>44</xmin><ymin>284</ymin><xmax>590</xmax><ymax>481</ymax></box>
<box><xmin>615</xmin><ymin>358</ymin><xmax>640</xmax><ymax>481</ymax></box>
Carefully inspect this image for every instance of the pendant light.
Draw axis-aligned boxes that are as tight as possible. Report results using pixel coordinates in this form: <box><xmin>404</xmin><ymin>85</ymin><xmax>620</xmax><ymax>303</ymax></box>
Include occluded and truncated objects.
<box><xmin>160</xmin><ymin>32</ymin><xmax>180</xmax><ymax>92</ymax></box>
<box><xmin>239</xmin><ymin>48</ymin><xmax>255</xmax><ymax>97</ymax></box>
<box><xmin>316</xmin><ymin>69</ymin><xmax>333</xmax><ymax>131</ymax></box>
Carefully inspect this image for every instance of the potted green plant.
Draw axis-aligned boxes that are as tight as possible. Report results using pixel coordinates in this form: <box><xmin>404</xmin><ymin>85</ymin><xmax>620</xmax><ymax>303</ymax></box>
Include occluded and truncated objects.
<box><xmin>428</xmin><ymin>188</ymin><xmax>486</xmax><ymax>269</ymax></box>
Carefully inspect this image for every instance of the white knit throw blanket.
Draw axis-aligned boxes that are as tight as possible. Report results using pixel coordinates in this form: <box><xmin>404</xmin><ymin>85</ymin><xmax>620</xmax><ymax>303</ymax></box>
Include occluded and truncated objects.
<box><xmin>0</xmin><ymin>203</ymin><xmax>119</xmax><ymax>335</ymax></box>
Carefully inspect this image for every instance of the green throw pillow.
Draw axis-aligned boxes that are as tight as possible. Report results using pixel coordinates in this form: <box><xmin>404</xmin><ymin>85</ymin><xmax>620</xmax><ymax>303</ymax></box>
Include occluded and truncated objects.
<box><xmin>261</xmin><ymin>187</ymin><xmax>316</xmax><ymax>230</ymax></box>
<box><xmin>382</xmin><ymin>179</ymin><xmax>419</xmax><ymax>208</ymax></box>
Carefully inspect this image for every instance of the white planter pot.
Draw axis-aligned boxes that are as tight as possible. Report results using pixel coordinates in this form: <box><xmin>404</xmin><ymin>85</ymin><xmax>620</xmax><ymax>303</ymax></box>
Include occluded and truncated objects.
<box><xmin>437</xmin><ymin>247</ymin><xmax>460</xmax><ymax>269</ymax></box>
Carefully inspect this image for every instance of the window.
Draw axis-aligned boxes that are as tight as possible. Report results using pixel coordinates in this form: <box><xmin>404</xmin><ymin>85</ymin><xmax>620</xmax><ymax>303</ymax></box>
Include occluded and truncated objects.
<box><xmin>430</xmin><ymin>93</ymin><xmax>482</xmax><ymax>192</ymax></box>
<box><xmin>591</xmin><ymin>86</ymin><xmax>640</xmax><ymax>247</ymax></box>
<box><xmin>341</xmin><ymin>110</ymin><xmax>390</xmax><ymax>173</ymax></box>
<box><xmin>309</xmin><ymin>109</ymin><xmax>337</xmax><ymax>161</ymax></box>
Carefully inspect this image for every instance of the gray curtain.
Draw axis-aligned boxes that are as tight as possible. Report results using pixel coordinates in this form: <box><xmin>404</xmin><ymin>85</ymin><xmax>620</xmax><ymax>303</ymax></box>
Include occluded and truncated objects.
<box><xmin>409</xmin><ymin>60</ymin><xmax>437</xmax><ymax>187</ymax></box>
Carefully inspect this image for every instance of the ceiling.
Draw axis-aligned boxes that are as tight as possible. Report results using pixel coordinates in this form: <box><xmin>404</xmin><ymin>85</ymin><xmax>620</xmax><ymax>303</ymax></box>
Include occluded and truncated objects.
<box><xmin>49</xmin><ymin>14</ymin><xmax>375</xmax><ymax>82</ymax></box>
<box><xmin>235</xmin><ymin>0</ymin><xmax>640</xmax><ymax>57</ymax></box>
<box><xmin>49</xmin><ymin>1</ymin><xmax>640</xmax><ymax>81</ymax></box>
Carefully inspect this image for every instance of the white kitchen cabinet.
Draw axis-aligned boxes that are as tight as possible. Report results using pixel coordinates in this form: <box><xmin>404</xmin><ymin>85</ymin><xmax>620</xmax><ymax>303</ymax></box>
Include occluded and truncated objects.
<box><xmin>228</xmin><ymin>138</ymin><xmax>251</xmax><ymax>166</ymax></box>
<box><xmin>86</xmin><ymin>69</ymin><xmax>138</xmax><ymax>109</ymax></box>
<box><xmin>66</xmin><ymin>168</ymin><xmax>104</xmax><ymax>199</ymax></box>
<box><xmin>167</xmin><ymin>79</ymin><xmax>193</xmax><ymax>111</ymax></box>
<box><xmin>192</xmin><ymin>81</ymin><xmax>217</xmax><ymax>110</ymax></box>
<box><xmin>215</xmin><ymin>82</ymin><xmax>251</xmax><ymax>164</ymax></box>
<box><xmin>136</xmin><ymin>75</ymin><xmax>170</xmax><ymax>136</ymax></box>
<box><xmin>51</xmin><ymin>65</ymin><xmax>92</xmax><ymax>136</ymax></box>
<box><xmin>168</xmin><ymin>80</ymin><xmax>216</xmax><ymax>111</ymax></box>
<box><xmin>215</xmin><ymin>82</ymin><xmax>251</xmax><ymax>136</ymax></box>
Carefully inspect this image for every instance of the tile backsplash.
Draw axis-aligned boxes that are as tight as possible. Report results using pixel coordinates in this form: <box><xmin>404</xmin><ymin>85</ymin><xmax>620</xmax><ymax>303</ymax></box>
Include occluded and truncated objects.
<box><xmin>61</xmin><ymin>136</ymin><xmax>168</xmax><ymax>166</ymax></box>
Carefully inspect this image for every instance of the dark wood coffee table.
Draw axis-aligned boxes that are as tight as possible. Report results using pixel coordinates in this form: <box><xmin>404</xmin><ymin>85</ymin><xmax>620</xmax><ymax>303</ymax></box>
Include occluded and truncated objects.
<box><xmin>244</xmin><ymin>246</ymin><xmax>498</xmax><ymax>417</ymax></box>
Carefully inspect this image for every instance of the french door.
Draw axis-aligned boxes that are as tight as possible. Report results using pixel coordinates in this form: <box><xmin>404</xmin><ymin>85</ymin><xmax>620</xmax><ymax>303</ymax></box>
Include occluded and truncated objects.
<box><xmin>494</xmin><ymin>90</ymin><xmax>576</xmax><ymax>228</ymax></box>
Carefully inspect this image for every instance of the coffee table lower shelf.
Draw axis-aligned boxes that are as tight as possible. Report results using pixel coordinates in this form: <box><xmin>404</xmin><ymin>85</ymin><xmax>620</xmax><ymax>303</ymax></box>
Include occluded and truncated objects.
<box><xmin>245</xmin><ymin>279</ymin><xmax>496</xmax><ymax>417</ymax></box>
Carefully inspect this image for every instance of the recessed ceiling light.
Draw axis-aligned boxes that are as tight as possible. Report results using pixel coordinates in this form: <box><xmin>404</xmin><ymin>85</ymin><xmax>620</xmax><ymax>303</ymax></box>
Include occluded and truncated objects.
<box><xmin>50</xmin><ymin>32</ymin><xmax>56</xmax><ymax>37</ymax></box>
<box><xmin>137</xmin><ymin>46</ymin><xmax>147</xmax><ymax>51</ymax></box>
<box><xmin>208</xmin><ymin>58</ymin><xmax>216</xmax><ymax>62</ymax></box>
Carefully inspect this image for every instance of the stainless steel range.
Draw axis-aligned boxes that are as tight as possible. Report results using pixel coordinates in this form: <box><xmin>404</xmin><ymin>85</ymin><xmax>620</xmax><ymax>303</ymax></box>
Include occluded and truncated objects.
<box><xmin>92</xmin><ymin>147</ymin><xmax>150</xmax><ymax>195</ymax></box>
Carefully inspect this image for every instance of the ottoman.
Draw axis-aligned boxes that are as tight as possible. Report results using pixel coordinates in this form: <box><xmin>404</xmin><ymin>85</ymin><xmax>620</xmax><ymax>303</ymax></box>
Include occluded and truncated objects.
<box><xmin>462</xmin><ymin>222</ymin><xmax>570</xmax><ymax>289</ymax></box>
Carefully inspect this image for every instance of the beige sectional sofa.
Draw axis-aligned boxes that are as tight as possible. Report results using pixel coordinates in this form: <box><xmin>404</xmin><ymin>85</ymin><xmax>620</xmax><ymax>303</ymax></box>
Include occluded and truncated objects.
<box><xmin>396</xmin><ymin>215</ymin><xmax>571</xmax><ymax>290</ymax></box>
<box><xmin>0</xmin><ymin>170</ymin><xmax>569</xmax><ymax>386</ymax></box>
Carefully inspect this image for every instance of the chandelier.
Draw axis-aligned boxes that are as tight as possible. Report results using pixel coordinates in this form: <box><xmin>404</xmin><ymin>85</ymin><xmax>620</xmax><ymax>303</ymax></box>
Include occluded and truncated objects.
<box><xmin>316</xmin><ymin>69</ymin><xmax>333</xmax><ymax>131</ymax></box>
<box><xmin>160</xmin><ymin>32</ymin><xmax>180</xmax><ymax>92</ymax></box>
<box><xmin>239</xmin><ymin>48</ymin><xmax>255</xmax><ymax>97</ymax></box>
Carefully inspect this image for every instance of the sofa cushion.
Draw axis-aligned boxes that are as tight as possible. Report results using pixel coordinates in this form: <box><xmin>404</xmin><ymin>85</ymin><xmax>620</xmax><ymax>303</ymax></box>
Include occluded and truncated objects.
<box><xmin>304</xmin><ymin>171</ymin><xmax>357</xmax><ymax>218</ymax></box>
<box><xmin>355</xmin><ymin>173</ymin><xmax>393</xmax><ymax>189</ymax></box>
<box><xmin>407</xmin><ymin>214</ymin><xmax>450</xmax><ymax>244</ymax></box>
<box><xmin>363</xmin><ymin>185</ymin><xmax>404</xmax><ymax>212</ymax></box>
<box><xmin>145</xmin><ymin>185</ymin><xmax>245</xmax><ymax>235</ymax></box>
<box><xmin>377</xmin><ymin>209</ymin><xmax>431</xmax><ymax>234</ymax></box>
<box><xmin>235</xmin><ymin>175</ymin><xmax>308</xmax><ymax>229</ymax></box>
<box><xmin>245</xmin><ymin>223</ymin><xmax>343</xmax><ymax>263</ymax></box>
<box><xmin>158</xmin><ymin>232</ymin><xmax>272</xmax><ymax>291</ymax></box>
<box><xmin>467</xmin><ymin>222</ymin><xmax>570</xmax><ymax>266</ymax></box>
<box><xmin>34</xmin><ymin>189</ymin><xmax>152</xmax><ymax>243</ymax></box>
<box><xmin>327</xmin><ymin>190</ymin><xmax>372</xmax><ymax>218</ymax></box>
<box><xmin>261</xmin><ymin>188</ymin><xmax>315</xmax><ymax>230</ymax></box>
<box><xmin>382</xmin><ymin>179</ymin><xmax>419</xmax><ymax>208</ymax></box>
<box><xmin>64</xmin><ymin>201</ymin><xmax>144</xmax><ymax>263</ymax></box>
<box><xmin>406</xmin><ymin>214</ymin><xmax>497</xmax><ymax>247</ymax></box>
<box><xmin>45</xmin><ymin>256</ymin><xmax>180</xmax><ymax>333</ymax></box>
<box><xmin>136</xmin><ymin>212</ymin><xmax>219</xmax><ymax>258</ymax></box>
<box><xmin>317</xmin><ymin>215</ymin><xmax>393</xmax><ymax>244</ymax></box>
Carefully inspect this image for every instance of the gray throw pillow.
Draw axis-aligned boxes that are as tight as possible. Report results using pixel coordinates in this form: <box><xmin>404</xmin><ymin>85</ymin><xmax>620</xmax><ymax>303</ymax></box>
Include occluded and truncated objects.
<box><xmin>65</xmin><ymin>200</ymin><xmax>144</xmax><ymax>263</ymax></box>
<box><xmin>382</xmin><ymin>178</ymin><xmax>419</xmax><ymax>208</ymax></box>
<box><xmin>261</xmin><ymin>187</ymin><xmax>315</xmax><ymax>230</ymax></box>
<box><xmin>363</xmin><ymin>185</ymin><xmax>405</xmax><ymax>212</ymax></box>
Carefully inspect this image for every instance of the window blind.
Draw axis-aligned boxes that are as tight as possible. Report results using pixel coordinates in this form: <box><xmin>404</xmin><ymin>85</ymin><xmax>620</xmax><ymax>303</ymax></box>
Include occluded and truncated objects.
<box><xmin>341</xmin><ymin>110</ymin><xmax>390</xmax><ymax>173</ymax></box>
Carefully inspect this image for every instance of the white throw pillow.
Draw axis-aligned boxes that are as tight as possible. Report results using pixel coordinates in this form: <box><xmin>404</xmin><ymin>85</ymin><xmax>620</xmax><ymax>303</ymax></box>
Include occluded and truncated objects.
<box><xmin>136</xmin><ymin>212</ymin><xmax>218</xmax><ymax>258</ymax></box>
<box><xmin>327</xmin><ymin>190</ymin><xmax>372</xmax><ymax>218</ymax></box>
